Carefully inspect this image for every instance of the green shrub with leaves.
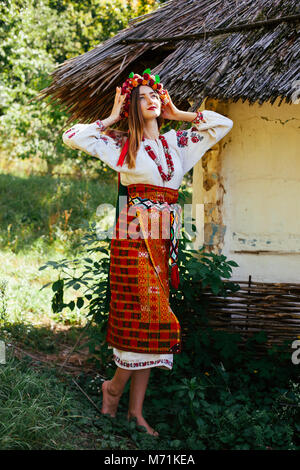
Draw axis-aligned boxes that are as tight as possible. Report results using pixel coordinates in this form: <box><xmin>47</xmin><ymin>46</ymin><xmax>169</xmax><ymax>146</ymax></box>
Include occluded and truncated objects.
<box><xmin>39</xmin><ymin>215</ymin><xmax>300</xmax><ymax>450</ymax></box>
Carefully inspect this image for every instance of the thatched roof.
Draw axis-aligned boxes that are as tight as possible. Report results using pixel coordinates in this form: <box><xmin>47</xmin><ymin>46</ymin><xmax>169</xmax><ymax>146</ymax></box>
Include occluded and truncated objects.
<box><xmin>36</xmin><ymin>0</ymin><xmax>300</xmax><ymax>127</ymax></box>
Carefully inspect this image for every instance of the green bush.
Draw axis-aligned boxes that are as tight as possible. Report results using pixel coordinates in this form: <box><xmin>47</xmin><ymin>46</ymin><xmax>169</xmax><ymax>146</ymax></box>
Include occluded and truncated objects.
<box><xmin>40</xmin><ymin>216</ymin><xmax>300</xmax><ymax>450</ymax></box>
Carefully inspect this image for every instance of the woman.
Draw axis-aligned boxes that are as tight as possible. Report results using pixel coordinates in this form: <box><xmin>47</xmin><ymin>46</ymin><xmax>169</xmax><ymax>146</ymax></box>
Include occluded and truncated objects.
<box><xmin>63</xmin><ymin>70</ymin><xmax>233</xmax><ymax>436</ymax></box>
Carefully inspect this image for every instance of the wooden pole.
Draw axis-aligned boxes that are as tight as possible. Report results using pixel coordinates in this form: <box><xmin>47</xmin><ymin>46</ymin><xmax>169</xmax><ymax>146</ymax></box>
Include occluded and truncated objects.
<box><xmin>120</xmin><ymin>13</ymin><xmax>300</xmax><ymax>44</ymax></box>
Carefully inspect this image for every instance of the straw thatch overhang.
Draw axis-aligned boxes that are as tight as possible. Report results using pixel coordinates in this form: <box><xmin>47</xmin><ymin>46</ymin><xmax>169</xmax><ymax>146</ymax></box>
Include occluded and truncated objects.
<box><xmin>35</xmin><ymin>0</ymin><xmax>300</xmax><ymax>129</ymax></box>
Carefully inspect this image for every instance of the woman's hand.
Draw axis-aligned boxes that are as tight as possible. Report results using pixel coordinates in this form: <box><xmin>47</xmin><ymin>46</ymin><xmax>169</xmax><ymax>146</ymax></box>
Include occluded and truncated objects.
<box><xmin>161</xmin><ymin>90</ymin><xmax>181</xmax><ymax>121</ymax></box>
<box><xmin>110</xmin><ymin>87</ymin><xmax>127</xmax><ymax>123</ymax></box>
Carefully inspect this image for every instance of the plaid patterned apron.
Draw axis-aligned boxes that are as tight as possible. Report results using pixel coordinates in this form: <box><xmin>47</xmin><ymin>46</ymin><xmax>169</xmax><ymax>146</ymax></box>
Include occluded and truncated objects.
<box><xmin>105</xmin><ymin>181</ymin><xmax>182</xmax><ymax>354</ymax></box>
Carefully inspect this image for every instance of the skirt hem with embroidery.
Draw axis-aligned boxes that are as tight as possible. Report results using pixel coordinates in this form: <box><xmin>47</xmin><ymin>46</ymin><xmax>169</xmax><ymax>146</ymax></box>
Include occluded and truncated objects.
<box><xmin>111</xmin><ymin>347</ymin><xmax>173</xmax><ymax>370</ymax></box>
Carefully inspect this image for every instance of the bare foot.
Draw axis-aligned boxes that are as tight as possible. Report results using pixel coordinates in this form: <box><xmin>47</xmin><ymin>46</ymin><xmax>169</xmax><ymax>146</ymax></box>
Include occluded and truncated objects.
<box><xmin>127</xmin><ymin>411</ymin><xmax>159</xmax><ymax>437</ymax></box>
<box><xmin>101</xmin><ymin>380</ymin><xmax>121</xmax><ymax>417</ymax></box>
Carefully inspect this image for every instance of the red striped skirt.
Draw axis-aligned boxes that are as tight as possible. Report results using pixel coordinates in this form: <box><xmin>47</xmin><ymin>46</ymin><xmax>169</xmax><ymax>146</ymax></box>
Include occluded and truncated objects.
<box><xmin>106</xmin><ymin>183</ymin><xmax>181</xmax><ymax>354</ymax></box>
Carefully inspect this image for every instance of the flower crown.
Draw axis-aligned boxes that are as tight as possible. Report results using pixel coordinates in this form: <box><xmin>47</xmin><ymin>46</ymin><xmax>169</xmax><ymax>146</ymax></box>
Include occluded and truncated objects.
<box><xmin>120</xmin><ymin>68</ymin><xmax>169</xmax><ymax>119</ymax></box>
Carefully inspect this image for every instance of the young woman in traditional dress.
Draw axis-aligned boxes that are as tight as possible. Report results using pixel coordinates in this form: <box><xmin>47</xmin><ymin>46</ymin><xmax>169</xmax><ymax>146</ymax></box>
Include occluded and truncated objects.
<box><xmin>63</xmin><ymin>70</ymin><xmax>233</xmax><ymax>436</ymax></box>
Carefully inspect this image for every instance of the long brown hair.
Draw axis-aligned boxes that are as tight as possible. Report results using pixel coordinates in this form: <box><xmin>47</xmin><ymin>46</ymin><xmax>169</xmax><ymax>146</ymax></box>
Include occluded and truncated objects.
<box><xmin>125</xmin><ymin>86</ymin><xmax>164</xmax><ymax>169</ymax></box>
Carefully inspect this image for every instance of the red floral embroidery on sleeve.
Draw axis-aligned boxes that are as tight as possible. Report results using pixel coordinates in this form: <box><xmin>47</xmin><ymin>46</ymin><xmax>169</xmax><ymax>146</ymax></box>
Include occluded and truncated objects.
<box><xmin>192</xmin><ymin>111</ymin><xmax>204</xmax><ymax>125</ymax></box>
<box><xmin>176</xmin><ymin>130</ymin><xmax>188</xmax><ymax>147</ymax></box>
<box><xmin>95</xmin><ymin>120</ymin><xmax>106</xmax><ymax>131</ymax></box>
<box><xmin>98</xmin><ymin>135</ymin><xmax>109</xmax><ymax>145</ymax></box>
<box><xmin>64</xmin><ymin>127</ymin><xmax>80</xmax><ymax>139</ymax></box>
<box><xmin>105</xmin><ymin>129</ymin><xmax>124</xmax><ymax>149</ymax></box>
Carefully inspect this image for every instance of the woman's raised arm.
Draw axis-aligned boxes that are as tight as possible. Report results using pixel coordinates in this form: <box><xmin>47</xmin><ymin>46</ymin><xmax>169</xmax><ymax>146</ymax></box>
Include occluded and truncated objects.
<box><xmin>62</xmin><ymin>88</ymin><xmax>129</xmax><ymax>172</ymax></box>
<box><xmin>175</xmin><ymin>110</ymin><xmax>233</xmax><ymax>175</ymax></box>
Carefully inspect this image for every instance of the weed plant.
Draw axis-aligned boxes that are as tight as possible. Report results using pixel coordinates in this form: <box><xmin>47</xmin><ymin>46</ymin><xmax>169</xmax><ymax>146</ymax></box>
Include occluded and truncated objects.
<box><xmin>40</xmin><ymin>223</ymin><xmax>300</xmax><ymax>450</ymax></box>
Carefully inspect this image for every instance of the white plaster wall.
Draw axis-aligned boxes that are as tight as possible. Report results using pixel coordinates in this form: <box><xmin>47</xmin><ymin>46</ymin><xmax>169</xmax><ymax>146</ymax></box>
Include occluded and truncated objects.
<box><xmin>220</xmin><ymin>97</ymin><xmax>300</xmax><ymax>282</ymax></box>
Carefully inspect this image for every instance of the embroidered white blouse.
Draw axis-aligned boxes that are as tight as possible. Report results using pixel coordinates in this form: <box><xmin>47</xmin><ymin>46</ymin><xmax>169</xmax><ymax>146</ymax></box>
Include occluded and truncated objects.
<box><xmin>62</xmin><ymin>110</ymin><xmax>233</xmax><ymax>189</ymax></box>
<box><xmin>62</xmin><ymin>110</ymin><xmax>233</xmax><ymax>370</ymax></box>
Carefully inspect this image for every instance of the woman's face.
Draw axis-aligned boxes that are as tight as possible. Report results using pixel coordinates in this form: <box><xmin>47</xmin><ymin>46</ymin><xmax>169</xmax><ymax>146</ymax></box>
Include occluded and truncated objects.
<box><xmin>138</xmin><ymin>85</ymin><xmax>161</xmax><ymax>120</ymax></box>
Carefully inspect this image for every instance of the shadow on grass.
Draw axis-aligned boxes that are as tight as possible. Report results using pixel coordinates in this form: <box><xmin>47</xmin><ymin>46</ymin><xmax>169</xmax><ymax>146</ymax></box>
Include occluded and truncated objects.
<box><xmin>1</xmin><ymin>320</ymin><xmax>98</xmax><ymax>376</ymax></box>
<box><xmin>0</xmin><ymin>324</ymin><xmax>161</xmax><ymax>450</ymax></box>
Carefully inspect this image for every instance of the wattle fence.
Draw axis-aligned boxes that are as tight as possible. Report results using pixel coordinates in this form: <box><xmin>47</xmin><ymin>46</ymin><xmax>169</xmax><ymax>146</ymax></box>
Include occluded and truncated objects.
<box><xmin>199</xmin><ymin>276</ymin><xmax>300</xmax><ymax>348</ymax></box>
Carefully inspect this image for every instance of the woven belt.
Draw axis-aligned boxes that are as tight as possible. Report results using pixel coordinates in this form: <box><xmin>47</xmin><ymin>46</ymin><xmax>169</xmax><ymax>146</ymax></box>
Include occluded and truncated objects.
<box><xmin>128</xmin><ymin>195</ymin><xmax>182</xmax><ymax>289</ymax></box>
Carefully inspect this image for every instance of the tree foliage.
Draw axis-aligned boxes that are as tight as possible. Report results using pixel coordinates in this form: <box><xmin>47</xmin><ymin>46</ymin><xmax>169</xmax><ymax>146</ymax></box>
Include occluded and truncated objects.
<box><xmin>0</xmin><ymin>0</ymin><xmax>166</xmax><ymax>172</ymax></box>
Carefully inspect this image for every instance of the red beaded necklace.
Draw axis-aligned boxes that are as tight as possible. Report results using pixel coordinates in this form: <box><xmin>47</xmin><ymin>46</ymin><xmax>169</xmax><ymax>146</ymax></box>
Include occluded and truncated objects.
<box><xmin>142</xmin><ymin>135</ymin><xmax>174</xmax><ymax>182</ymax></box>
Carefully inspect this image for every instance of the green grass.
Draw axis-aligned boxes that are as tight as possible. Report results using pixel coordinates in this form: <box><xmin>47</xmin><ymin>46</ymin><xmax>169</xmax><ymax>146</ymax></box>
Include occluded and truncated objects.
<box><xmin>0</xmin><ymin>352</ymin><xmax>84</xmax><ymax>450</ymax></box>
<box><xmin>0</xmin><ymin>350</ymin><xmax>162</xmax><ymax>450</ymax></box>
<box><xmin>0</xmin><ymin>168</ymin><xmax>165</xmax><ymax>450</ymax></box>
<box><xmin>0</xmin><ymin>167</ymin><xmax>298</xmax><ymax>451</ymax></box>
<box><xmin>0</xmin><ymin>171</ymin><xmax>120</xmax><ymax>326</ymax></box>
<box><xmin>1</xmin><ymin>342</ymin><xmax>299</xmax><ymax>451</ymax></box>
<box><xmin>0</xmin><ymin>250</ymin><xmax>87</xmax><ymax>326</ymax></box>
<box><xmin>0</xmin><ymin>172</ymin><xmax>117</xmax><ymax>255</ymax></box>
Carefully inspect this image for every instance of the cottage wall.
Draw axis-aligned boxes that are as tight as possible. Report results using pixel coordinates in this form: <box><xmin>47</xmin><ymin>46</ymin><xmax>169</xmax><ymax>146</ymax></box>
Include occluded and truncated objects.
<box><xmin>192</xmin><ymin>97</ymin><xmax>300</xmax><ymax>282</ymax></box>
